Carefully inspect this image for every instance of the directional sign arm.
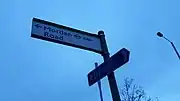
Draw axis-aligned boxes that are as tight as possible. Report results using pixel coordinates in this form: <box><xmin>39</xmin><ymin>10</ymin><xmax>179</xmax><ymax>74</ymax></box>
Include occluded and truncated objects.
<box><xmin>88</xmin><ymin>48</ymin><xmax>130</xmax><ymax>86</ymax></box>
<box><xmin>31</xmin><ymin>18</ymin><xmax>103</xmax><ymax>54</ymax></box>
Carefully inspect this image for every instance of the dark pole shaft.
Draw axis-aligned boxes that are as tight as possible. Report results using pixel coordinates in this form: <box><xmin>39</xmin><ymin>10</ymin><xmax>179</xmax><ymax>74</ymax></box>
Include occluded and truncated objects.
<box><xmin>170</xmin><ymin>42</ymin><xmax>180</xmax><ymax>59</ymax></box>
<box><xmin>95</xmin><ymin>63</ymin><xmax>104</xmax><ymax>101</ymax></box>
<box><xmin>98</xmin><ymin>31</ymin><xmax>121</xmax><ymax>101</ymax></box>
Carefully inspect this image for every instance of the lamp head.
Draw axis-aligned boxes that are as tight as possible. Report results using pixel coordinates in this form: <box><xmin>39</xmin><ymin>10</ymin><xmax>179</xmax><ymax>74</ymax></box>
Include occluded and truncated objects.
<box><xmin>157</xmin><ymin>32</ymin><xmax>163</xmax><ymax>37</ymax></box>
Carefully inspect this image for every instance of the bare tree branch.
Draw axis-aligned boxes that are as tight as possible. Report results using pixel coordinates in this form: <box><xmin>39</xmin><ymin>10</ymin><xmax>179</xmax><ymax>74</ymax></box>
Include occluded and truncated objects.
<box><xmin>120</xmin><ymin>77</ymin><xmax>159</xmax><ymax>101</ymax></box>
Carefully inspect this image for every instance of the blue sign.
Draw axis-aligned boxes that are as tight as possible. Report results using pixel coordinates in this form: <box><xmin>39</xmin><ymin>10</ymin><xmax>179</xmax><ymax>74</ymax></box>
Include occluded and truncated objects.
<box><xmin>88</xmin><ymin>48</ymin><xmax>130</xmax><ymax>86</ymax></box>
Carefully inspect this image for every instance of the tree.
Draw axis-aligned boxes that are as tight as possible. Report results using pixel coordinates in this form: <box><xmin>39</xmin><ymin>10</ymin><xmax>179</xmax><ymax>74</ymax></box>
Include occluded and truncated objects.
<box><xmin>120</xmin><ymin>77</ymin><xmax>159</xmax><ymax>101</ymax></box>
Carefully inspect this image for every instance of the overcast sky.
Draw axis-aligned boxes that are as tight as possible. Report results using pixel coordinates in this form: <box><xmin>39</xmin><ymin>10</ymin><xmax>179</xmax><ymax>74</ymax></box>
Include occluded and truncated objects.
<box><xmin>0</xmin><ymin>0</ymin><xmax>180</xmax><ymax>101</ymax></box>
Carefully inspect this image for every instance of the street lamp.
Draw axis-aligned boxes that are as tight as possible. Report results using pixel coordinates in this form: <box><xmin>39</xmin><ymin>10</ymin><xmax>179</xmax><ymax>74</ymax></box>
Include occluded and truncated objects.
<box><xmin>157</xmin><ymin>32</ymin><xmax>180</xmax><ymax>60</ymax></box>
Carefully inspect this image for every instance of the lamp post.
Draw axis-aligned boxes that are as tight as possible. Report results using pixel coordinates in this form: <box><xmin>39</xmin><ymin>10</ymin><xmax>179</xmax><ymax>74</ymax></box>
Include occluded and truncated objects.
<box><xmin>157</xmin><ymin>32</ymin><xmax>180</xmax><ymax>60</ymax></box>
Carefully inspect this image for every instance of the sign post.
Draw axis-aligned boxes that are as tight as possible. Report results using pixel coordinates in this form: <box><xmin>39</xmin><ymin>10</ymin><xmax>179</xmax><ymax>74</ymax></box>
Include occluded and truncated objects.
<box><xmin>98</xmin><ymin>31</ymin><xmax>121</xmax><ymax>101</ymax></box>
<box><xmin>95</xmin><ymin>62</ymin><xmax>104</xmax><ymax>101</ymax></box>
<box><xmin>88</xmin><ymin>31</ymin><xmax>130</xmax><ymax>101</ymax></box>
<box><xmin>31</xmin><ymin>18</ymin><xmax>130</xmax><ymax>101</ymax></box>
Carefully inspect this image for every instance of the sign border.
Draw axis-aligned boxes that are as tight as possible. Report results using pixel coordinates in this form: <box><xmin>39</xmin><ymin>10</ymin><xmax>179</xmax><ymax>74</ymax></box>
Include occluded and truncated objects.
<box><xmin>31</xmin><ymin>18</ymin><xmax>103</xmax><ymax>54</ymax></box>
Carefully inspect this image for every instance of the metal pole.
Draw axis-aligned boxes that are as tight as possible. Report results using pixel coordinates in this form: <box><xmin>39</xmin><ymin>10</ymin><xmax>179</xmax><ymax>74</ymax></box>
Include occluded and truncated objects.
<box><xmin>98</xmin><ymin>31</ymin><xmax>121</xmax><ymax>101</ymax></box>
<box><xmin>95</xmin><ymin>62</ymin><xmax>104</xmax><ymax>101</ymax></box>
<box><xmin>170</xmin><ymin>42</ymin><xmax>180</xmax><ymax>59</ymax></box>
<box><xmin>163</xmin><ymin>36</ymin><xmax>171</xmax><ymax>43</ymax></box>
<box><xmin>163</xmin><ymin>36</ymin><xmax>180</xmax><ymax>60</ymax></box>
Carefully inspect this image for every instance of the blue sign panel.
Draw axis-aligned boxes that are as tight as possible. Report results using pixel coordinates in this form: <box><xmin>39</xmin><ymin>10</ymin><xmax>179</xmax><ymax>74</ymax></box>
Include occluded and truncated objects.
<box><xmin>88</xmin><ymin>48</ymin><xmax>130</xmax><ymax>86</ymax></box>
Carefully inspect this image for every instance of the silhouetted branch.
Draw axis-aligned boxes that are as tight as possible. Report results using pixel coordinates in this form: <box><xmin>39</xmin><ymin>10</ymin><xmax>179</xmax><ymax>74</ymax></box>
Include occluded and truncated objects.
<box><xmin>120</xmin><ymin>77</ymin><xmax>159</xmax><ymax>101</ymax></box>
